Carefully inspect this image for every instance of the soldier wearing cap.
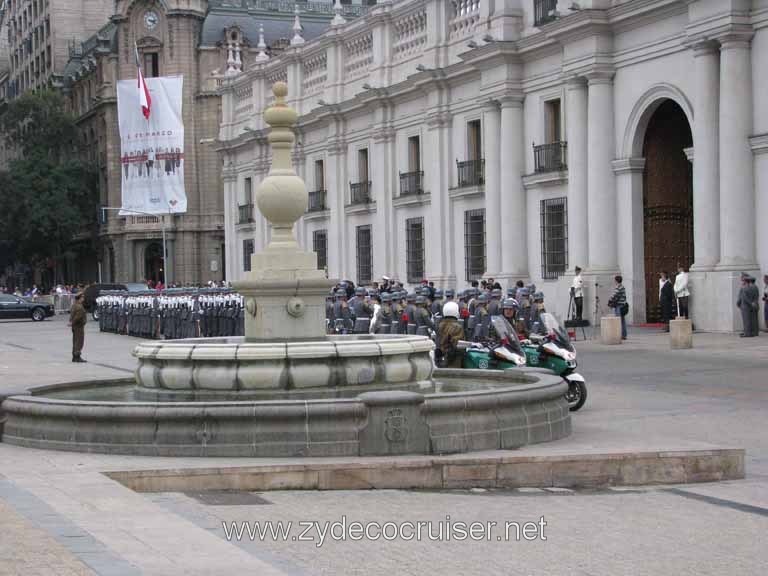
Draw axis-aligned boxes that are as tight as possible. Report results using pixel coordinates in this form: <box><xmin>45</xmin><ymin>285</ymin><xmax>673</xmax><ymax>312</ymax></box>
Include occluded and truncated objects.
<box><xmin>414</xmin><ymin>295</ymin><xmax>435</xmax><ymax>336</ymax></box>
<box><xmin>737</xmin><ymin>273</ymin><xmax>760</xmax><ymax>337</ymax></box>
<box><xmin>472</xmin><ymin>292</ymin><xmax>490</xmax><ymax>341</ymax></box>
<box><xmin>349</xmin><ymin>286</ymin><xmax>373</xmax><ymax>334</ymax></box>
<box><xmin>430</xmin><ymin>289</ymin><xmax>444</xmax><ymax>316</ymax></box>
<box><xmin>488</xmin><ymin>288</ymin><xmax>502</xmax><ymax>316</ymax></box>
<box><xmin>402</xmin><ymin>293</ymin><xmax>418</xmax><ymax>334</ymax></box>
<box><xmin>332</xmin><ymin>289</ymin><xmax>352</xmax><ymax>334</ymax></box>
<box><xmin>69</xmin><ymin>292</ymin><xmax>88</xmax><ymax>362</ymax></box>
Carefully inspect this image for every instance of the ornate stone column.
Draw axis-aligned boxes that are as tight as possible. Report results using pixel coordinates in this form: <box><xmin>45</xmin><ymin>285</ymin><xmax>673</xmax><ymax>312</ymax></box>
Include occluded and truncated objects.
<box><xmin>325</xmin><ymin>125</ymin><xmax>346</xmax><ymax>279</ymax></box>
<box><xmin>483</xmin><ymin>101</ymin><xmax>502</xmax><ymax>277</ymax></box>
<box><xmin>717</xmin><ymin>34</ymin><xmax>757</xmax><ymax>269</ymax></box>
<box><xmin>586</xmin><ymin>71</ymin><xmax>617</xmax><ymax>274</ymax></box>
<box><xmin>565</xmin><ymin>77</ymin><xmax>588</xmax><ymax>272</ymax></box>
<box><xmin>233</xmin><ymin>83</ymin><xmax>334</xmax><ymax>340</ymax></box>
<box><xmin>690</xmin><ymin>41</ymin><xmax>720</xmax><ymax>271</ymax></box>
<box><xmin>499</xmin><ymin>95</ymin><xmax>527</xmax><ymax>280</ymax></box>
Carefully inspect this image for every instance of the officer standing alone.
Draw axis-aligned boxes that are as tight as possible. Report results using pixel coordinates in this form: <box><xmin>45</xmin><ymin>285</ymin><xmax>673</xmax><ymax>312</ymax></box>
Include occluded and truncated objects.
<box><xmin>69</xmin><ymin>292</ymin><xmax>87</xmax><ymax>363</ymax></box>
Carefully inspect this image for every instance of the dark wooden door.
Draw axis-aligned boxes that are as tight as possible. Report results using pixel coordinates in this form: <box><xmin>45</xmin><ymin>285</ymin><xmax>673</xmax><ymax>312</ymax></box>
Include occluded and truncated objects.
<box><xmin>642</xmin><ymin>100</ymin><xmax>693</xmax><ymax>322</ymax></box>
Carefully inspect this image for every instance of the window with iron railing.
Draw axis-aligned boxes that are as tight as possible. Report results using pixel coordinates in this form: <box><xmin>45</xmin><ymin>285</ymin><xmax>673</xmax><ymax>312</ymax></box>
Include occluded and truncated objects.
<box><xmin>540</xmin><ymin>197</ymin><xmax>568</xmax><ymax>279</ymax></box>
<box><xmin>457</xmin><ymin>159</ymin><xmax>485</xmax><ymax>187</ymax></box>
<box><xmin>313</xmin><ymin>229</ymin><xmax>328</xmax><ymax>272</ymax></box>
<box><xmin>534</xmin><ymin>0</ymin><xmax>559</xmax><ymax>27</ymax></box>
<box><xmin>238</xmin><ymin>203</ymin><xmax>254</xmax><ymax>224</ymax></box>
<box><xmin>356</xmin><ymin>225</ymin><xmax>372</xmax><ymax>285</ymax></box>
<box><xmin>399</xmin><ymin>170</ymin><xmax>424</xmax><ymax>196</ymax></box>
<box><xmin>464</xmin><ymin>209</ymin><xmax>486</xmax><ymax>282</ymax></box>
<box><xmin>349</xmin><ymin>180</ymin><xmax>372</xmax><ymax>205</ymax></box>
<box><xmin>308</xmin><ymin>189</ymin><xmax>327</xmax><ymax>212</ymax></box>
<box><xmin>533</xmin><ymin>141</ymin><xmax>568</xmax><ymax>173</ymax></box>
<box><xmin>406</xmin><ymin>217</ymin><xmax>425</xmax><ymax>283</ymax></box>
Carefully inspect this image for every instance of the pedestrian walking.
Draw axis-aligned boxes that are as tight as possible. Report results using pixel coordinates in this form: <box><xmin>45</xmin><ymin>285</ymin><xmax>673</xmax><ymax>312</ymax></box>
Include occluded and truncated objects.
<box><xmin>736</xmin><ymin>273</ymin><xmax>760</xmax><ymax>338</ymax></box>
<box><xmin>608</xmin><ymin>275</ymin><xmax>628</xmax><ymax>340</ymax></box>
<box><xmin>69</xmin><ymin>292</ymin><xmax>87</xmax><ymax>362</ymax></box>
<box><xmin>674</xmin><ymin>264</ymin><xmax>690</xmax><ymax>319</ymax></box>
<box><xmin>659</xmin><ymin>271</ymin><xmax>675</xmax><ymax>331</ymax></box>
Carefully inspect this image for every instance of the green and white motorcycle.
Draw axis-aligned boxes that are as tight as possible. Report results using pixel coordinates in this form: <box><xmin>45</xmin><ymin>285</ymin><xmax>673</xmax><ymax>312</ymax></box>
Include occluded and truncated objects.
<box><xmin>521</xmin><ymin>313</ymin><xmax>587</xmax><ymax>411</ymax></box>
<box><xmin>458</xmin><ymin>314</ymin><xmax>587</xmax><ymax>412</ymax></box>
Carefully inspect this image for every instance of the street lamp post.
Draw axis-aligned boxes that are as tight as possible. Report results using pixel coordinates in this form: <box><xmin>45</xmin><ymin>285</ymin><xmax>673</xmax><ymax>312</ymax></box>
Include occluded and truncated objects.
<box><xmin>101</xmin><ymin>206</ymin><xmax>172</xmax><ymax>286</ymax></box>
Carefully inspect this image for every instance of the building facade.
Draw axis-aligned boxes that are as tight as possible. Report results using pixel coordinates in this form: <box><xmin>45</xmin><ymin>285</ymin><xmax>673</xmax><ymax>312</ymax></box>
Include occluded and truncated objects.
<box><xmin>218</xmin><ymin>0</ymin><xmax>768</xmax><ymax>333</ymax></box>
<box><xmin>60</xmin><ymin>0</ymin><xmax>369</xmax><ymax>285</ymax></box>
<box><xmin>0</xmin><ymin>0</ymin><xmax>113</xmax><ymax>97</ymax></box>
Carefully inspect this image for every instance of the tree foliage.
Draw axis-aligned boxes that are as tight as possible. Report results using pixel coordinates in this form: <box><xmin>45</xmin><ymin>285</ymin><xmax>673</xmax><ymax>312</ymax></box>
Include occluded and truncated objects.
<box><xmin>0</xmin><ymin>90</ymin><xmax>98</xmax><ymax>269</ymax></box>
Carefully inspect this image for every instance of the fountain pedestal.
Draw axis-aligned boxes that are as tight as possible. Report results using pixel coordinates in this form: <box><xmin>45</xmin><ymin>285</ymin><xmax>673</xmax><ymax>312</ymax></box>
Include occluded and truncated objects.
<box><xmin>232</xmin><ymin>81</ymin><xmax>334</xmax><ymax>339</ymax></box>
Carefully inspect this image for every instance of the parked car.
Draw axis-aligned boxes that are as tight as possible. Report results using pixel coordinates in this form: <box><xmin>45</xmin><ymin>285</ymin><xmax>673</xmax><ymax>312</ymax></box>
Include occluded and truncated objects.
<box><xmin>0</xmin><ymin>293</ymin><xmax>55</xmax><ymax>321</ymax></box>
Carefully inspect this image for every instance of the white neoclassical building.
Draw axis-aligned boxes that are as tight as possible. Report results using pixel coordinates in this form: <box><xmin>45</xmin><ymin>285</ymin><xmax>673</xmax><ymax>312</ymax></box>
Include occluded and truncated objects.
<box><xmin>217</xmin><ymin>0</ymin><xmax>768</xmax><ymax>333</ymax></box>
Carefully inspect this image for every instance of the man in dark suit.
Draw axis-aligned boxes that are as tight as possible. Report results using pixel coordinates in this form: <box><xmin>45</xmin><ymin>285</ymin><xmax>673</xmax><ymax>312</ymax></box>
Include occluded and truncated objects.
<box><xmin>659</xmin><ymin>271</ymin><xmax>675</xmax><ymax>332</ymax></box>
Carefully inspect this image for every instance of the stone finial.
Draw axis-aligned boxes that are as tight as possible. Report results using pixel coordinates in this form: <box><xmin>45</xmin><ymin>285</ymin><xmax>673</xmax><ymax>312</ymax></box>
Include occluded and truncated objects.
<box><xmin>255</xmin><ymin>82</ymin><xmax>304</xmax><ymax>251</ymax></box>
<box><xmin>291</xmin><ymin>5</ymin><xmax>305</xmax><ymax>46</ymax></box>
<box><xmin>255</xmin><ymin>23</ymin><xmax>269</xmax><ymax>63</ymax></box>
<box><xmin>331</xmin><ymin>0</ymin><xmax>346</xmax><ymax>27</ymax></box>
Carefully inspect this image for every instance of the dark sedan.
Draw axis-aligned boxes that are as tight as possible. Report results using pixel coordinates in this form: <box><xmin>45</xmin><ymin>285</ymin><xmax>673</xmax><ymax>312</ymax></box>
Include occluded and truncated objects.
<box><xmin>0</xmin><ymin>293</ymin><xmax>55</xmax><ymax>321</ymax></box>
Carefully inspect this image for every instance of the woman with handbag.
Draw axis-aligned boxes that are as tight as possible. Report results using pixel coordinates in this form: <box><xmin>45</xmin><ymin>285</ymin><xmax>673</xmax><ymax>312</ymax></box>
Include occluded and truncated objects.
<box><xmin>608</xmin><ymin>275</ymin><xmax>628</xmax><ymax>340</ymax></box>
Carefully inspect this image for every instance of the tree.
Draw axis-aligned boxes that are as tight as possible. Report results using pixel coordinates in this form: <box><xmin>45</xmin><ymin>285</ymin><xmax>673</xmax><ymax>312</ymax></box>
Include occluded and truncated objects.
<box><xmin>0</xmin><ymin>90</ymin><xmax>98</xmax><ymax>285</ymax></box>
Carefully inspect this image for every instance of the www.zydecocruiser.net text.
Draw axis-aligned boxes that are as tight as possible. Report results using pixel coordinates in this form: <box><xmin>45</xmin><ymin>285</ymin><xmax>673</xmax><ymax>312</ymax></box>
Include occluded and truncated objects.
<box><xmin>222</xmin><ymin>515</ymin><xmax>548</xmax><ymax>547</ymax></box>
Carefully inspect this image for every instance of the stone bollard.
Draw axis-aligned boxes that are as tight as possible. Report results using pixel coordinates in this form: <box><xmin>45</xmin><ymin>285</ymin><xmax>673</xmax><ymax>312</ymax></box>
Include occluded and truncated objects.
<box><xmin>670</xmin><ymin>317</ymin><xmax>693</xmax><ymax>349</ymax></box>
<box><xmin>600</xmin><ymin>316</ymin><xmax>622</xmax><ymax>345</ymax></box>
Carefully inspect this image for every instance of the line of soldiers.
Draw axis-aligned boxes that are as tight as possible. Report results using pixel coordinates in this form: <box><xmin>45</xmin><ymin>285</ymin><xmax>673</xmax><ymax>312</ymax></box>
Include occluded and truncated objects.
<box><xmin>325</xmin><ymin>283</ymin><xmax>547</xmax><ymax>341</ymax></box>
<box><xmin>96</xmin><ymin>289</ymin><xmax>245</xmax><ymax>339</ymax></box>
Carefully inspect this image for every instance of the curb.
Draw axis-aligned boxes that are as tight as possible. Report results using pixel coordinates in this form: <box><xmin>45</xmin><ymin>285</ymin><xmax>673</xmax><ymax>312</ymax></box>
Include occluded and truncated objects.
<box><xmin>105</xmin><ymin>448</ymin><xmax>745</xmax><ymax>492</ymax></box>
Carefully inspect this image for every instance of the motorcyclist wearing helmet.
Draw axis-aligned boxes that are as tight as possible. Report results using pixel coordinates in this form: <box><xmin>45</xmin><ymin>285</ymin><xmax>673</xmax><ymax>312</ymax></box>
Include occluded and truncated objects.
<box><xmin>473</xmin><ymin>292</ymin><xmax>490</xmax><ymax>341</ymax></box>
<box><xmin>436</xmin><ymin>301</ymin><xmax>465</xmax><ymax>368</ymax></box>
<box><xmin>502</xmin><ymin>297</ymin><xmax>526</xmax><ymax>338</ymax></box>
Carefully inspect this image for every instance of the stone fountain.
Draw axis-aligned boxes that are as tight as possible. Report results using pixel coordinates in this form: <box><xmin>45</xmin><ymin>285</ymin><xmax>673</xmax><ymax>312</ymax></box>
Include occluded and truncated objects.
<box><xmin>0</xmin><ymin>83</ymin><xmax>571</xmax><ymax>457</ymax></box>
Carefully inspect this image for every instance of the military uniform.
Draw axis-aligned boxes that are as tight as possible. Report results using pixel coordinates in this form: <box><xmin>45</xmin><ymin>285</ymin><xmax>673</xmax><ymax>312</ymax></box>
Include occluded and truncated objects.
<box><xmin>437</xmin><ymin>317</ymin><xmax>465</xmax><ymax>368</ymax></box>
<box><xmin>70</xmin><ymin>297</ymin><xmax>87</xmax><ymax>362</ymax></box>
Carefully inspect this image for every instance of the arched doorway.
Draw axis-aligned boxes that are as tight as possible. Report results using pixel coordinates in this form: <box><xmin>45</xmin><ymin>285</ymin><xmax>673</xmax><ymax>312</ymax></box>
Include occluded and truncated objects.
<box><xmin>144</xmin><ymin>242</ymin><xmax>164</xmax><ymax>284</ymax></box>
<box><xmin>642</xmin><ymin>99</ymin><xmax>693</xmax><ymax>321</ymax></box>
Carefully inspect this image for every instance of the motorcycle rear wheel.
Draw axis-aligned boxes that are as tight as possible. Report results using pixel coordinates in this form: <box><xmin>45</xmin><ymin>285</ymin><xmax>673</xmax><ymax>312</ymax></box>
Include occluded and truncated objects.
<box><xmin>564</xmin><ymin>379</ymin><xmax>587</xmax><ymax>412</ymax></box>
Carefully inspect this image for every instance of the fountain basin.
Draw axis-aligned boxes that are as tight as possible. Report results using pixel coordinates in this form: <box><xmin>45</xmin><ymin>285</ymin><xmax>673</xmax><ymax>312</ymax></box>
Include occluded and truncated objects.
<box><xmin>0</xmin><ymin>369</ymin><xmax>571</xmax><ymax>457</ymax></box>
<box><xmin>132</xmin><ymin>335</ymin><xmax>435</xmax><ymax>397</ymax></box>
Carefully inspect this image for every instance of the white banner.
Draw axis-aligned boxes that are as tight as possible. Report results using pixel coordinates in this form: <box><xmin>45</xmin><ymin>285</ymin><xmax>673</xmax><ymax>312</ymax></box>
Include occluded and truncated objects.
<box><xmin>117</xmin><ymin>75</ymin><xmax>187</xmax><ymax>215</ymax></box>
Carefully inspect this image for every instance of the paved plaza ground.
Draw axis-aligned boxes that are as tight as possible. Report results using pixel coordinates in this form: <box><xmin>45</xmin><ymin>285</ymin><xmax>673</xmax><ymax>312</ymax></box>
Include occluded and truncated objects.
<box><xmin>0</xmin><ymin>315</ymin><xmax>766</xmax><ymax>575</ymax></box>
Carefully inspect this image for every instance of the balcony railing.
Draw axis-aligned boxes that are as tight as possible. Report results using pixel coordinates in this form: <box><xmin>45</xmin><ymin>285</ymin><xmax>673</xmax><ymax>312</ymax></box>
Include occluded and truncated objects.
<box><xmin>349</xmin><ymin>181</ymin><xmax>372</xmax><ymax>205</ymax></box>
<box><xmin>308</xmin><ymin>189</ymin><xmax>327</xmax><ymax>212</ymax></box>
<box><xmin>533</xmin><ymin>141</ymin><xmax>568</xmax><ymax>173</ymax></box>
<box><xmin>238</xmin><ymin>203</ymin><xmax>254</xmax><ymax>224</ymax></box>
<box><xmin>457</xmin><ymin>159</ymin><xmax>485</xmax><ymax>188</ymax></box>
<box><xmin>399</xmin><ymin>170</ymin><xmax>424</xmax><ymax>196</ymax></box>
<box><xmin>534</xmin><ymin>0</ymin><xmax>559</xmax><ymax>27</ymax></box>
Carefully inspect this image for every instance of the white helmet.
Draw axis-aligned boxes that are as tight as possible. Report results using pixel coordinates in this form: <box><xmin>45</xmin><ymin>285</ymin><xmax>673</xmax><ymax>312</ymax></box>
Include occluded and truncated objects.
<box><xmin>442</xmin><ymin>301</ymin><xmax>460</xmax><ymax>319</ymax></box>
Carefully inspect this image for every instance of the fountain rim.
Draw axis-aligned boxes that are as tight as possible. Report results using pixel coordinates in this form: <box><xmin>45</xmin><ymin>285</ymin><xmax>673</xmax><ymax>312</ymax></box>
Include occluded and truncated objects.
<box><xmin>4</xmin><ymin>369</ymin><xmax>566</xmax><ymax>409</ymax></box>
<box><xmin>131</xmin><ymin>334</ymin><xmax>436</xmax><ymax>361</ymax></box>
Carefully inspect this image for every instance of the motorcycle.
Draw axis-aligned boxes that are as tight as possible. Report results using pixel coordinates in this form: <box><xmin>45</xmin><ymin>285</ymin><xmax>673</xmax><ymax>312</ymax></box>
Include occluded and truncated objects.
<box><xmin>521</xmin><ymin>312</ymin><xmax>587</xmax><ymax>412</ymax></box>
<box><xmin>458</xmin><ymin>316</ymin><xmax>527</xmax><ymax>369</ymax></box>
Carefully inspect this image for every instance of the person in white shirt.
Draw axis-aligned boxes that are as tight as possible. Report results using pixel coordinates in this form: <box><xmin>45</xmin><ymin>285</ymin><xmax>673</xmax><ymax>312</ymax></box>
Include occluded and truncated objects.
<box><xmin>571</xmin><ymin>266</ymin><xmax>584</xmax><ymax>320</ymax></box>
<box><xmin>673</xmin><ymin>264</ymin><xmax>690</xmax><ymax>319</ymax></box>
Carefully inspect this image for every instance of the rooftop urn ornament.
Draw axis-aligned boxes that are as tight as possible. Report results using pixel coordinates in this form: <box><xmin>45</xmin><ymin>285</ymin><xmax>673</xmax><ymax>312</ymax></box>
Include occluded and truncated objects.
<box><xmin>291</xmin><ymin>5</ymin><xmax>305</xmax><ymax>46</ymax></box>
<box><xmin>331</xmin><ymin>0</ymin><xmax>347</xmax><ymax>27</ymax></box>
<box><xmin>255</xmin><ymin>23</ymin><xmax>269</xmax><ymax>63</ymax></box>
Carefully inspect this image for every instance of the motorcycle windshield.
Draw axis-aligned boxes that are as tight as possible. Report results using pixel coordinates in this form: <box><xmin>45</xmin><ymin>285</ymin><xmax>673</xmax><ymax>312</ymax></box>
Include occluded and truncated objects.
<box><xmin>541</xmin><ymin>313</ymin><xmax>575</xmax><ymax>352</ymax></box>
<box><xmin>490</xmin><ymin>316</ymin><xmax>525</xmax><ymax>356</ymax></box>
